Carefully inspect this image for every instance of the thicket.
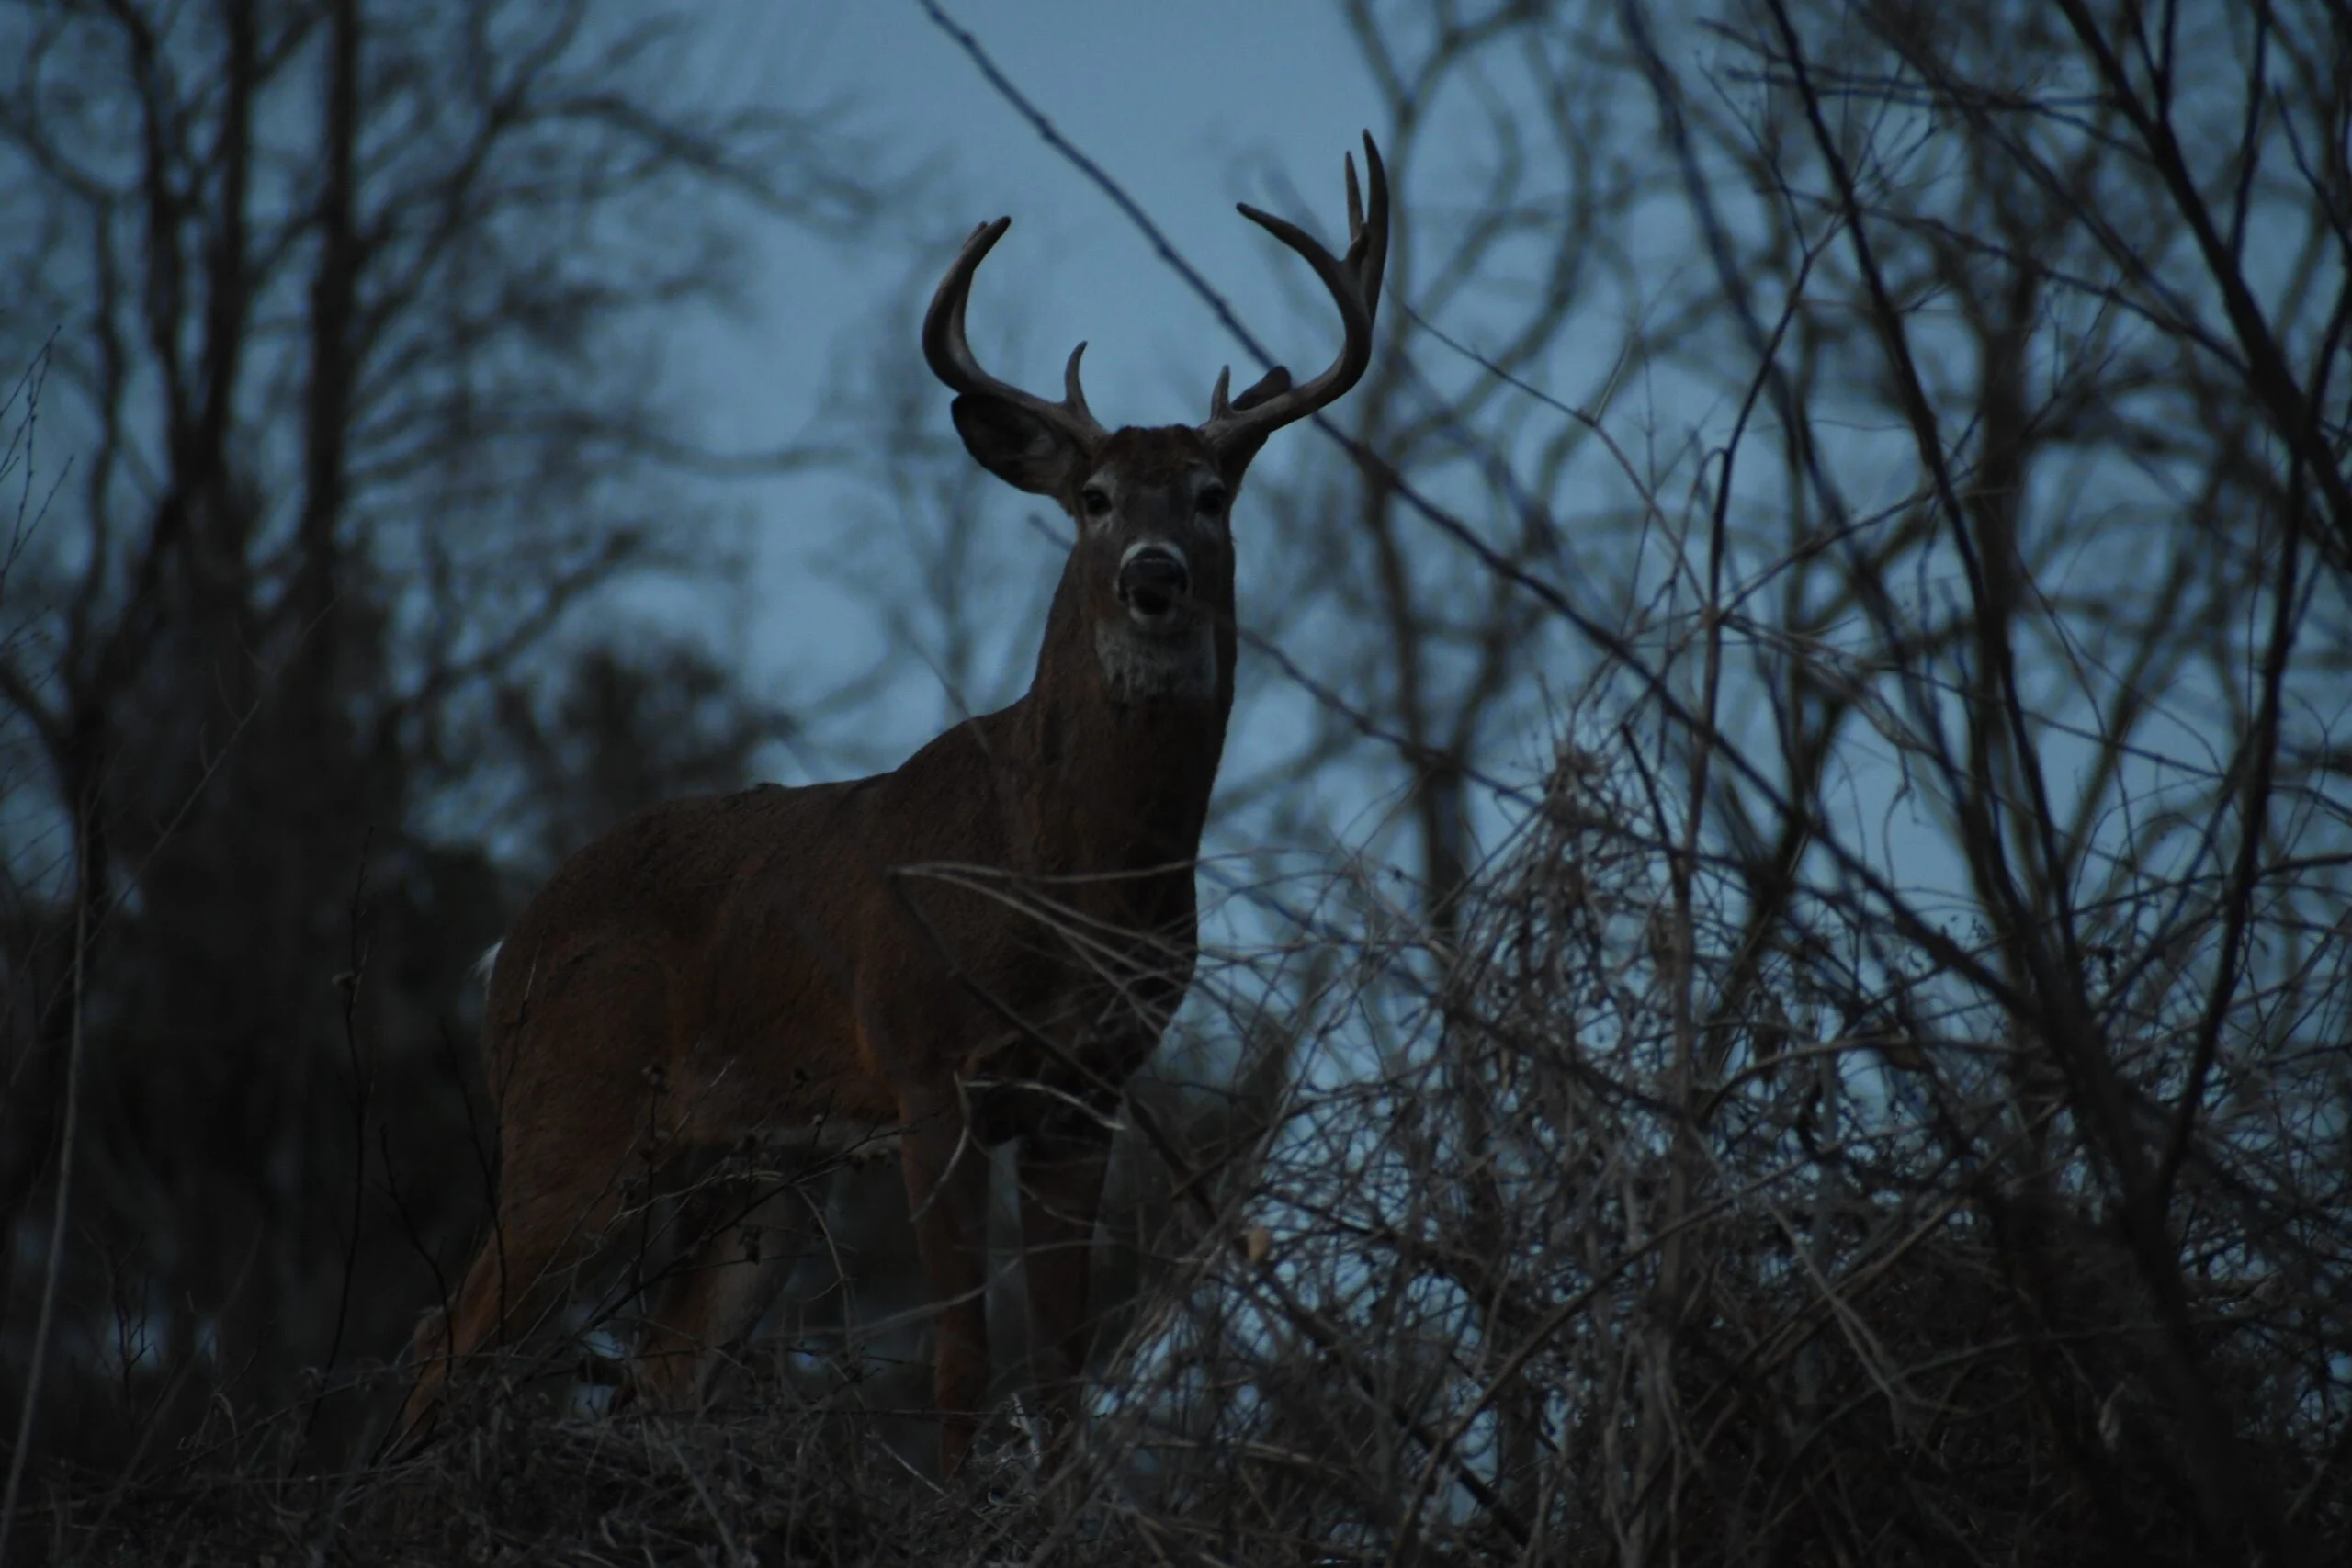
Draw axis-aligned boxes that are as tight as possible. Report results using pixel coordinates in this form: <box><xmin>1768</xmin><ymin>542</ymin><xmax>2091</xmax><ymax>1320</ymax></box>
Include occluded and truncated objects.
<box><xmin>3</xmin><ymin>0</ymin><xmax>2346</xmax><ymax>1562</ymax></box>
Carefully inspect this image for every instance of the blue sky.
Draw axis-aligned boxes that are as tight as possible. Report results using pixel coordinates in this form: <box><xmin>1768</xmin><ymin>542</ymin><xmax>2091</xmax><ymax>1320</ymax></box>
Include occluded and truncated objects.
<box><xmin>631</xmin><ymin>0</ymin><xmax>2262</xmax><ymax>964</ymax></box>
<box><xmin>726</xmin><ymin>1</ymin><xmax>1383</xmax><ymax>430</ymax></box>
<box><xmin>671</xmin><ymin>3</ymin><xmax>1396</xmax><ymax>750</ymax></box>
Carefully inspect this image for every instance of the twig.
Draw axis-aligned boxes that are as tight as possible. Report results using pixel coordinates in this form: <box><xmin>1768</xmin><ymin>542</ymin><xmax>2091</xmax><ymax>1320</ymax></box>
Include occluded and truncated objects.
<box><xmin>661</xmin><ymin>1429</ymin><xmax>742</xmax><ymax>1566</ymax></box>
<box><xmin>0</xmin><ymin>804</ymin><xmax>90</xmax><ymax>1567</ymax></box>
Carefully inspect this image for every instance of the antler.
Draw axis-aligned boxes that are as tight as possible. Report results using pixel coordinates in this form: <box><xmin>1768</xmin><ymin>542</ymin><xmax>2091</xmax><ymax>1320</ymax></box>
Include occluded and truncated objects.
<box><xmin>1200</xmin><ymin>132</ymin><xmax>1390</xmax><ymax>455</ymax></box>
<box><xmin>922</xmin><ymin>217</ymin><xmax>1109</xmax><ymax>451</ymax></box>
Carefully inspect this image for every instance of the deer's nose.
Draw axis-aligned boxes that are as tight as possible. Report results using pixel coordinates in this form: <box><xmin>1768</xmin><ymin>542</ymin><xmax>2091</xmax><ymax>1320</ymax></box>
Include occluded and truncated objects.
<box><xmin>1117</xmin><ymin>543</ymin><xmax>1191</xmax><ymax>619</ymax></box>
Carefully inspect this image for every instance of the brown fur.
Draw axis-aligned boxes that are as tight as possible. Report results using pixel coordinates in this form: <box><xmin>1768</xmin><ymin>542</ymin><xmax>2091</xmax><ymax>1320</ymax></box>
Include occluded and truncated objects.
<box><xmin>400</xmin><ymin>147</ymin><xmax>1385</xmax><ymax>1476</ymax></box>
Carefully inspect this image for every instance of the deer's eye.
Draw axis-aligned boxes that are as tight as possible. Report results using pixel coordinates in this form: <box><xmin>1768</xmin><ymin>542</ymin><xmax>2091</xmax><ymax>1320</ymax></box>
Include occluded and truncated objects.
<box><xmin>1196</xmin><ymin>485</ymin><xmax>1229</xmax><ymax>516</ymax></box>
<box><xmin>1081</xmin><ymin>486</ymin><xmax>1113</xmax><ymax>518</ymax></box>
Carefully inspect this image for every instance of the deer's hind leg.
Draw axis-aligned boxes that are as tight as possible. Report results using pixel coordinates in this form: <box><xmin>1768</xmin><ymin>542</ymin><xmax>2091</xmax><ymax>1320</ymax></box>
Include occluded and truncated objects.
<box><xmin>396</xmin><ymin>1139</ymin><xmax>642</xmax><ymax>1444</ymax></box>
<box><xmin>397</xmin><ymin>966</ymin><xmax>675</xmax><ymax>1445</ymax></box>
<box><xmin>631</xmin><ymin>1175</ymin><xmax>820</xmax><ymax>1412</ymax></box>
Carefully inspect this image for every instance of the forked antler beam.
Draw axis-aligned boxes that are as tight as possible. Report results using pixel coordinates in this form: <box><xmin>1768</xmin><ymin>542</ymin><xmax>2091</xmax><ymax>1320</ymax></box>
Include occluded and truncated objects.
<box><xmin>1201</xmin><ymin>132</ymin><xmax>1389</xmax><ymax>450</ymax></box>
<box><xmin>922</xmin><ymin>217</ymin><xmax>1110</xmax><ymax>452</ymax></box>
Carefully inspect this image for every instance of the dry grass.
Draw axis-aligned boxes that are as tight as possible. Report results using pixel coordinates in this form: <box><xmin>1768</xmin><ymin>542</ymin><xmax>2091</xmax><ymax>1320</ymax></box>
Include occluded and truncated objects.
<box><xmin>12</xmin><ymin>738</ymin><xmax>2348</xmax><ymax>1566</ymax></box>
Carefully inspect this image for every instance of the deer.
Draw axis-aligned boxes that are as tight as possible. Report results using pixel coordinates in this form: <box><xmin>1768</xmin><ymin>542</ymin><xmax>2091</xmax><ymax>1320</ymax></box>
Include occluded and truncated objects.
<box><xmin>397</xmin><ymin>135</ymin><xmax>1387</xmax><ymax>1478</ymax></box>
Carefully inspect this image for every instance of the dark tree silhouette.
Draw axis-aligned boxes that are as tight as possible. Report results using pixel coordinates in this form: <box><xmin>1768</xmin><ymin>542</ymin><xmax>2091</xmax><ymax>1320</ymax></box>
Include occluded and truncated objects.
<box><xmin>0</xmin><ymin>0</ymin><xmax>882</xmax><ymax>1474</ymax></box>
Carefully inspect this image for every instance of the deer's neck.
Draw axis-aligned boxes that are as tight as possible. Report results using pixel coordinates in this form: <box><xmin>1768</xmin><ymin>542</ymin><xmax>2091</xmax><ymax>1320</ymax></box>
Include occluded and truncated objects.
<box><xmin>1009</xmin><ymin>586</ymin><xmax>1234</xmax><ymax>874</ymax></box>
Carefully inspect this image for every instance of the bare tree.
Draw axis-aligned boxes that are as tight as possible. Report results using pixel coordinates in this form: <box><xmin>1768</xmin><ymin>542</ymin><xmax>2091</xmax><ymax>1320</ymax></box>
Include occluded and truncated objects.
<box><xmin>887</xmin><ymin>0</ymin><xmax>2351</xmax><ymax>1562</ymax></box>
<box><xmin>0</xmin><ymin>0</ymin><xmax>886</xmax><ymax>1474</ymax></box>
<box><xmin>12</xmin><ymin>0</ymin><xmax>2349</xmax><ymax>1560</ymax></box>
<box><xmin>1071</xmin><ymin>0</ymin><xmax>2351</xmax><ymax>1561</ymax></box>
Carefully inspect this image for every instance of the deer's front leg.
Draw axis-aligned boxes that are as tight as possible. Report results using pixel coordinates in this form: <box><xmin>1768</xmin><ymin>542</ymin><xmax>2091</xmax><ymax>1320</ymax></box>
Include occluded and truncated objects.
<box><xmin>898</xmin><ymin>1085</ymin><xmax>991</xmax><ymax>1478</ymax></box>
<box><xmin>1019</xmin><ymin>1117</ymin><xmax>1112</xmax><ymax>1464</ymax></box>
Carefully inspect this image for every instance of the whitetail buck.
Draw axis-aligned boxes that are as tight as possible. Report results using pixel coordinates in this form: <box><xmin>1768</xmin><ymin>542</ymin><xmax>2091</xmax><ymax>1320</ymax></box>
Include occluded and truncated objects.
<box><xmin>399</xmin><ymin>137</ymin><xmax>1386</xmax><ymax>1476</ymax></box>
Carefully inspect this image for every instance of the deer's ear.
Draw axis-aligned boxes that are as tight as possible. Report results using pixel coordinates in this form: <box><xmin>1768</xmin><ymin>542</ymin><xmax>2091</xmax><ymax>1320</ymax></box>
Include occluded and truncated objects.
<box><xmin>952</xmin><ymin>395</ymin><xmax>1091</xmax><ymax>499</ymax></box>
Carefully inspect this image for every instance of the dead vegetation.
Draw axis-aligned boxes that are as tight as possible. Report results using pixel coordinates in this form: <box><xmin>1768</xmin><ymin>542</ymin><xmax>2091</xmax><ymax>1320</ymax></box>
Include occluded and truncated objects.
<box><xmin>6</xmin><ymin>0</ymin><xmax>2351</xmax><ymax>1562</ymax></box>
<box><xmin>20</xmin><ymin>721</ymin><xmax>2346</xmax><ymax>1564</ymax></box>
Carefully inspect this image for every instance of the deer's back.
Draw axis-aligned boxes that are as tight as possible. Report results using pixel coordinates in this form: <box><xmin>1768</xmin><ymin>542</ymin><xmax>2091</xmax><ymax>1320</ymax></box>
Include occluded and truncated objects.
<box><xmin>478</xmin><ymin>710</ymin><xmax>1193</xmax><ymax>1140</ymax></box>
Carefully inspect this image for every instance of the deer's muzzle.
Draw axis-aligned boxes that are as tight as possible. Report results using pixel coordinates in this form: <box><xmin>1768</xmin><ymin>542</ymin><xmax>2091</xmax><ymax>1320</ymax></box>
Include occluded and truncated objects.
<box><xmin>1117</xmin><ymin>543</ymin><xmax>1191</xmax><ymax>624</ymax></box>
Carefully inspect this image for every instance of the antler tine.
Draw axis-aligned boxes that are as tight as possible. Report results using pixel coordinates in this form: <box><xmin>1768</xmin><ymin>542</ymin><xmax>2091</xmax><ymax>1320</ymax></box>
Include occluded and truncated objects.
<box><xmin>1351</xmin><ymin>133</ymin><xmax>1389</xmax><ymax>327</ymax></box>
<box><xmin>922</xmin><ymin>218</ymin><xmax>1108</xmax><ymax>447</ymax></box>
<box><xmin>1061</xmin><ymin>342</ymin><xmax>1097</xmax><ymax>428</ymax></box>
<box><xmin>1201</xmin><ymin>133</ymin><xmax>1390</xmax><ymax>452</ymax></box>
<box><xmin>1207</xmin><ymin>362</ymin><xmax>1296</xmax><ymax>422</ymax></box>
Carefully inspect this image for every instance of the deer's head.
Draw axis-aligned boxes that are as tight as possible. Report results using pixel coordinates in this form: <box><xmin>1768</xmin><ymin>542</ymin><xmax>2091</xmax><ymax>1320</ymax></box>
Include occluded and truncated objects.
<box><xmin>922</xmin><ymin>136</ymin><xmax>1388</xmax><ymax>705</ymax></box>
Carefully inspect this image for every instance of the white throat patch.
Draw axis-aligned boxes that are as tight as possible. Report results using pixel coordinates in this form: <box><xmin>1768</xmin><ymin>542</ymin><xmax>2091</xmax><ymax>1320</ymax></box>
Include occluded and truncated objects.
<box><xmin>1096</xmin><ymin>619</ymin><xmax>1217</xmax><ymax>702</ymax></box>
